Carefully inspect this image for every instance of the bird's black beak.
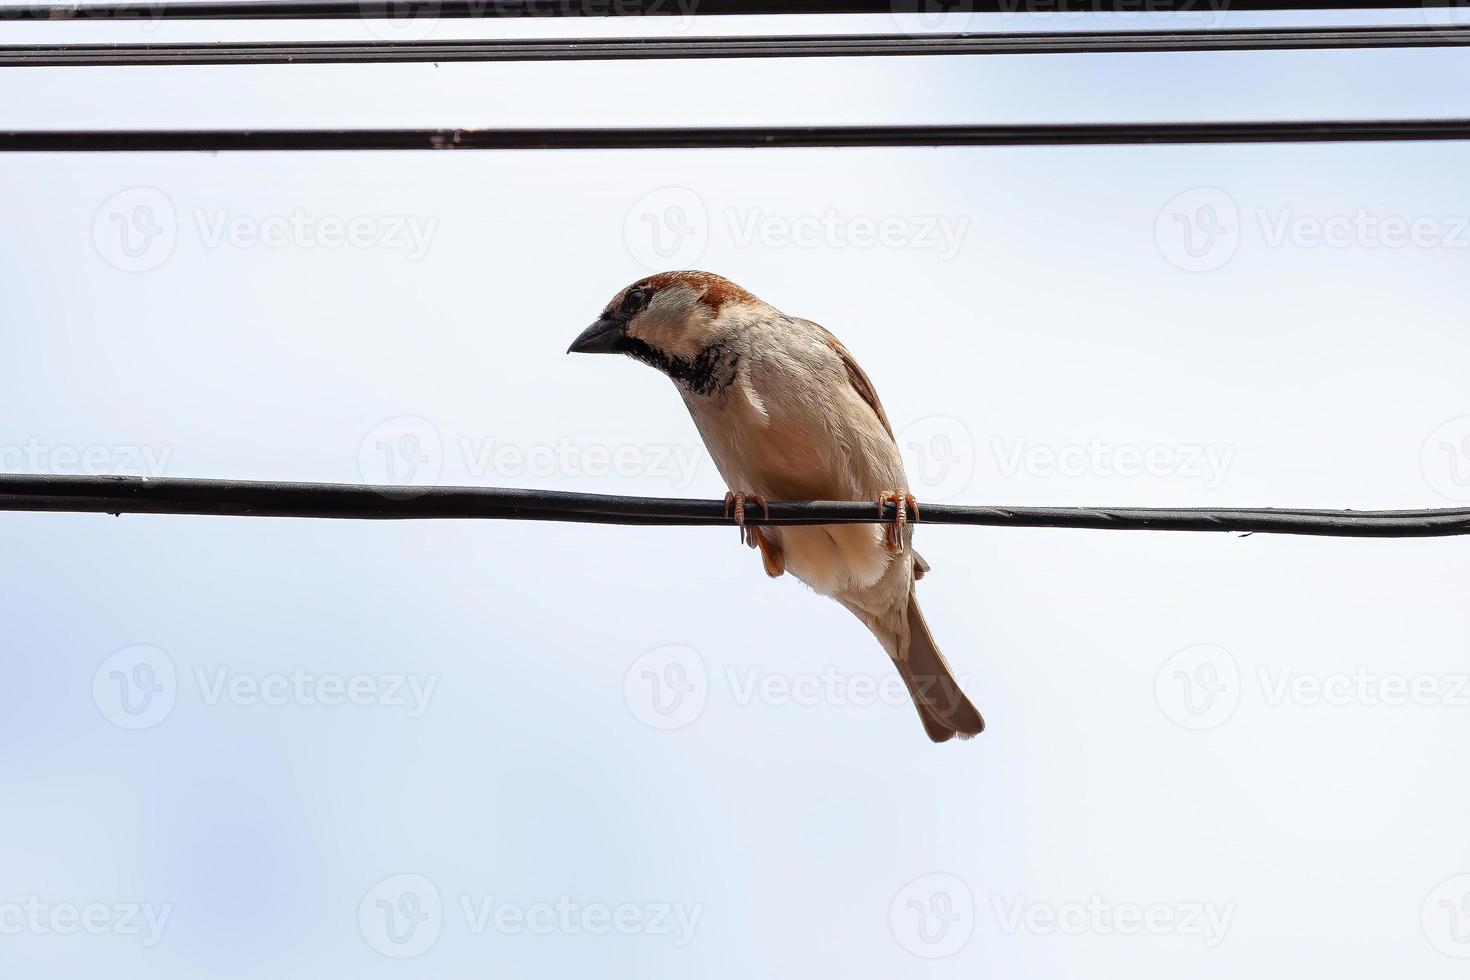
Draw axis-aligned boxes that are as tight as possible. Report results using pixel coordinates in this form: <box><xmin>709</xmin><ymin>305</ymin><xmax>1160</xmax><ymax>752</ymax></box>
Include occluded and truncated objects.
<box><xmin>567</xmin><ymin>316</ymin><xmax>625</xmax><ymax>355</ymax></box>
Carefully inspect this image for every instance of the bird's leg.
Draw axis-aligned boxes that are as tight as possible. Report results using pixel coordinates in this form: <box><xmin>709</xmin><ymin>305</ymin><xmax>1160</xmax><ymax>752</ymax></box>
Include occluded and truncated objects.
<box><xmin>723</xmin><ymin>491</ymin><xmax>770</xmax><ymax>548</ymax></box>
<box><xmin>876</xmin><ymin>490</ymin><xmax>920</xmax><ymax>554</ymax></box>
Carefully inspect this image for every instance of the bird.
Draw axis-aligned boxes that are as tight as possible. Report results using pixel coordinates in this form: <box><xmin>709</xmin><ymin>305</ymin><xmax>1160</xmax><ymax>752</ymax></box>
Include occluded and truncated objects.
<box><xmin>568</xmin><ymin>271</ymin><xmax>984</xmax><ymax>742</ymax></box>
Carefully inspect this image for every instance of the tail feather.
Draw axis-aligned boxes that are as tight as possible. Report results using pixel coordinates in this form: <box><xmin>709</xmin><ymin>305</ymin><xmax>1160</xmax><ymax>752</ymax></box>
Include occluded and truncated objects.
<box><xmin>897</xmin><ymin>592</ymin><xmax>985</xmax><ymax>742</ymax></box>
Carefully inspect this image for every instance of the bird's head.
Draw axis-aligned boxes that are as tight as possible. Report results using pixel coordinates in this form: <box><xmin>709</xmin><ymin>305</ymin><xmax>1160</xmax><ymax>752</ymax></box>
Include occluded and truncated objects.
<box><xmin>567</xmin><ymin>271</ymin><xmax>761</xmax><ymax>377</ymax></box>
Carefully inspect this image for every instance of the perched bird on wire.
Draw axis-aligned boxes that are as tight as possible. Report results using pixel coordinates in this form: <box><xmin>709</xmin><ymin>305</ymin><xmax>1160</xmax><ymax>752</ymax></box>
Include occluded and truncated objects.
<box><xmin>569</xmin><ymin>271</ymin><xmax>984</xmax><ymax>742</ymax></box>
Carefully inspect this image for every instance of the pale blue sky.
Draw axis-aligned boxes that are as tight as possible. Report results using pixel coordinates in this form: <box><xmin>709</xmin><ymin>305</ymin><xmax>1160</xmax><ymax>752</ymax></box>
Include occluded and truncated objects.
<box><xmin>3</xmin><ymin>8</ymin><xmax>1470</xmax><ymax>979</ymax></box>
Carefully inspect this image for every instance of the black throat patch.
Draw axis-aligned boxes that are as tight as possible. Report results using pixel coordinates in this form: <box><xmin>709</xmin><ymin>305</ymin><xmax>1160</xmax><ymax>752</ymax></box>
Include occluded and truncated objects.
<box><xmin>620</xmin><ymin>338</ymin><xmax>740</xmax><ymax>397</ymax></box>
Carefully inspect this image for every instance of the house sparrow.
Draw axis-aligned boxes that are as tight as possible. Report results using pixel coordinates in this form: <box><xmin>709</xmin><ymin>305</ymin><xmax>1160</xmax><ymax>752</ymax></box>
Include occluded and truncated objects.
<box><xmin>569</xmin><ymin>271</ymin><xmax>984</xmax><ymax>742</ymax></box>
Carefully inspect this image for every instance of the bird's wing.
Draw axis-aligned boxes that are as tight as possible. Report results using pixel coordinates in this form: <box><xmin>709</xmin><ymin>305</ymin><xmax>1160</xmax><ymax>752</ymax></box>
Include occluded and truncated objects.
<box><xmin>800</xmin><ymin>318</ymin><xmax>896</xmax><ymax>441</ymax></box>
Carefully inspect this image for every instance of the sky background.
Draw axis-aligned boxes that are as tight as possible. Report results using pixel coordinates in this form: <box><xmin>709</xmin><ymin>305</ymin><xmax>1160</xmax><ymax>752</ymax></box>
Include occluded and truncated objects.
<box><xmin>3</xmin><ymin>5</ymin><xmax>1470</xmax><ymax>978</ymax></box>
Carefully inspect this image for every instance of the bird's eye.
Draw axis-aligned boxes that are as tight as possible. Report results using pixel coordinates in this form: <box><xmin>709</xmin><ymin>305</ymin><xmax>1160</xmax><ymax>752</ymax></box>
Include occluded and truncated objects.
<box><xmin>620</xmin><ymin>289</ymin><xmax>647</xmax><ymax>316</ymax></box>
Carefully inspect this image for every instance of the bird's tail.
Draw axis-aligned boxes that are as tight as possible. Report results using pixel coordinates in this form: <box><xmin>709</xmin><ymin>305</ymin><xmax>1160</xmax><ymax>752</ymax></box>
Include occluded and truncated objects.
<box><xmin>843</xmin><ymin>590</ymin><xmax>985</xmax><ymax>742</ymax></box>
<box><xmin>895</xmin><ymin>592</ymin><xmax>985</xmax><ymax>742</ymax></box>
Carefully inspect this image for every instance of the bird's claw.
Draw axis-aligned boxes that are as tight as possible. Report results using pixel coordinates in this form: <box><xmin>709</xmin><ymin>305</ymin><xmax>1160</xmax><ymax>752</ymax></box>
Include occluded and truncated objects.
<box><xmin>724</xmin><ymin>491</ymin><xmax>770</xmax><ymax>548</ymax></box>
<box><xmin>877</xmin><ymin>490</ymin><xmax>919</xmax><ymax>554</ymax></box>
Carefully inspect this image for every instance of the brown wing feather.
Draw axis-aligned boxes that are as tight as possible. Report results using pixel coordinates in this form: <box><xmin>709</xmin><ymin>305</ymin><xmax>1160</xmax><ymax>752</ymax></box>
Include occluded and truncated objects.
<box><xmin>803</xmin><ymin>319</ymin><xmax>896</xmax><ymax>440</ymax></box>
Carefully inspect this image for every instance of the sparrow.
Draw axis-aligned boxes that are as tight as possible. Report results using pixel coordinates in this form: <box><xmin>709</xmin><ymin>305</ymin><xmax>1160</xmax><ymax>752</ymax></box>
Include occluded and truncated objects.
<box><xmin>568</xmin><ymin>271</ymin><xmax>984</xmax><ymax>742</ymax></box>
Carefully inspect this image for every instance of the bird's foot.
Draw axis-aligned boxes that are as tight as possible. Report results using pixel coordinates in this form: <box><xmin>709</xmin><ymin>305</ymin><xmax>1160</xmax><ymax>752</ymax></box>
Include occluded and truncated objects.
<box><xmin>724</xmin><ymin>491</ymin><xmax>770</xmax><ymax>548</ymax></box>
<box><xmin>876</xmin><ymin>490</ymin><xmax>919</xmax><ymax>554</ymax></box>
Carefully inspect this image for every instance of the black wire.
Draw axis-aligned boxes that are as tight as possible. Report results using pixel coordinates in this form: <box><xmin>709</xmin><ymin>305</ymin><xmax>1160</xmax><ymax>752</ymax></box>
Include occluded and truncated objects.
<box><xmin>5</xmin><ymin>0</ymin><xmax>1466</xmax><ymax>22</ymax></box>
<box><xmin>1</xmin><ymin>475</ymin><xmax>1467</xmax><ymax>538</ymax></box>
<box><xmin>5</xmin><ymin>25</ymin><xmax>1470</xmax><ymax>66</ymax></box>
<box><xmin>6</xmin><ymin>119</ymin><xmax>1470</xmax><ymax>151</ymax></box>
